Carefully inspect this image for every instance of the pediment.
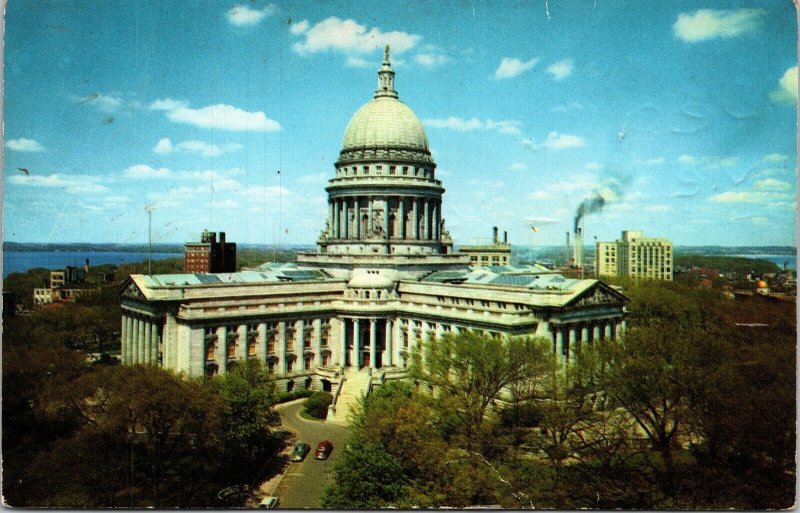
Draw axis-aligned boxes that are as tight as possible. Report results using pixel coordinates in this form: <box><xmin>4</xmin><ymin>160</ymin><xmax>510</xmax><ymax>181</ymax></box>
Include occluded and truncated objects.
<box><xmin>568</xmin><ymin>282</ymin><xmax>627</xmax><ymax>308</ymax></box>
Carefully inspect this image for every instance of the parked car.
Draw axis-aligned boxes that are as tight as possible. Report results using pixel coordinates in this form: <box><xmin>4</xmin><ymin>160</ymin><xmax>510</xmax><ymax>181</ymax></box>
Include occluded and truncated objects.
<box><xmin>259</xmin><ymin>496</ymin><xmax>279</xmax><ymax>509</ymax></box>
<box><xmin>315</xmin><ymin>440</ymin><xmax>333</xmax><ymax>460</ymax></box>
<box><xmin>289</xmin><ymin>442</ymin><xmax>310</xmax><ymax>462</ymax></box>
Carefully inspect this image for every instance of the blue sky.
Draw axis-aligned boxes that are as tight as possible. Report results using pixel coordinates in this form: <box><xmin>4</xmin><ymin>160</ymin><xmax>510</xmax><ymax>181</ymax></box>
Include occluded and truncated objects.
<box><xmin>3</xmin><ymin>0</ymin><xmax>797</xmax><ymax>247</ymax></box>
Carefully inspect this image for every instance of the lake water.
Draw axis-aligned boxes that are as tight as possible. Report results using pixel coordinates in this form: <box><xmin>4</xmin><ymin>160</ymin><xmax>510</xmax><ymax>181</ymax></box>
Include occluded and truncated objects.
<box><xmin>3</xmin><ymin>251</ymin><xmax>183</xmax><ymax>278</ymax></box>
<box><xmin>734</xmin><ymin>254</ymin><xmax>796</xmax><ymax>271</ymax></box>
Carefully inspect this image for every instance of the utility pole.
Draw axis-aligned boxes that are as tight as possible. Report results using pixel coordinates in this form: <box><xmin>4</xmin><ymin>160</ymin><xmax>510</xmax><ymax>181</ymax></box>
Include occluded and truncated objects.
<box><xmin>144</xmin><ymin>205</ymin><xmax>155</xmax><ymax>275</ymax></box>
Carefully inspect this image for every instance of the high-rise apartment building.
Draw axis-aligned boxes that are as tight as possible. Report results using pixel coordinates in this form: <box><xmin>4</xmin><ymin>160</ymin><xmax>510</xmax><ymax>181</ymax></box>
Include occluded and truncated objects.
<box><xmin>596</xmin><ymin>230</ymin><xmax>672</xmax><ymax>281</ymax></box>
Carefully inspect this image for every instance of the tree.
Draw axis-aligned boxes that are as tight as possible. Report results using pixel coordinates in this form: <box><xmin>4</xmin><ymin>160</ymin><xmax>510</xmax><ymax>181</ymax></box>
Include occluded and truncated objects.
<box><xmin>410</xmin><ymin>332</ymin><xmax>549</xmax><ymax>451</ymax></box>
<box><xmin>213</xmin><ymin>359</ymin><xmax>280</xmax><ymax>482</ymax></box>
<box><xmin>321</xmin><ymin>441</ymin><xmax>408</xmax><ymax>508</ymax></box>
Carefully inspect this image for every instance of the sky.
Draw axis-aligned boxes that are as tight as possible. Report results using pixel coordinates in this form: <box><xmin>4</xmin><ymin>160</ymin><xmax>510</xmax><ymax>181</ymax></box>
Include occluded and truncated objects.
<box><xmin>3</xmin><ymin>0</ymin><xmax>797</xmax><ymax>247</ymax></box>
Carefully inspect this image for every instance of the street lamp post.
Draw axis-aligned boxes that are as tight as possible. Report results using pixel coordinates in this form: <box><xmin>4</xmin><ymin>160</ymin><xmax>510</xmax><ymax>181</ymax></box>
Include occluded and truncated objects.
<box><xmin>144</xmin><ymin>205</ymin><xmax>155</xmax><ymax>275</ymax></box>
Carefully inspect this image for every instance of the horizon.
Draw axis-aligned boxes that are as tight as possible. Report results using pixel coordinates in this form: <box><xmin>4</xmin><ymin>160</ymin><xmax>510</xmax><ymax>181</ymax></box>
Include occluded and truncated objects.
<box><xmin>3</xmin><ymin>1</ymin><xmax>797</xmax><ymax>247</ymax></box>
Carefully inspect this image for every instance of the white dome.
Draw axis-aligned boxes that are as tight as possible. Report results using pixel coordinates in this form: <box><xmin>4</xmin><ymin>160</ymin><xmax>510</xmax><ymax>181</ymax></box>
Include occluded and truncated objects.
<box><xmin>347</xmin><ymin>269</ymin><xmax>397</xmax><ymax>289</ymax></box>
<box><xmin>342</xmin><ymin>97</ymin><xmax>429</xmax><ymax>151</ymax></box>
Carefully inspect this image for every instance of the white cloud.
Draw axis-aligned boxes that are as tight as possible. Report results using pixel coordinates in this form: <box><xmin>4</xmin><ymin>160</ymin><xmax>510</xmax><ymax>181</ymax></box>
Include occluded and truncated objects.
<box><xmin>153</xmin><ymin>138</ymin><xmax>174</xmax><ymax>154</ymax></box>
<box><xmin>74</xmin><ymin>93</ymin><xmax>123</xmax><ymax>113</ymax></box>
<box><xmin>6</xmin><ymin>137</ymin><xmax>45</xmax><ymax>152</ymax></box>
<box><xmin>149</xmin><ymin>99</ymin><xmax>281</xmax><ymax>132</ymax></box>
<box><xmin>178</xmin><ymin>140</ymin><xmax>243</xmax><ymax>157</ymax></box>
<box><xmin>104</xmin><ymin>195</ymin><xmax>131</xmax><ymax>204</ymax></box>
<box><xmin>753</xmin><ymin>178</ymin><xmax>792</xmax><ymax>191</ymax></box>
<box><xmin>415</xmin><ymin>53</ymin><xmax>448</xmax><ymax>68</ymax></box>
<box><xmin>345</xmin><ymin>56</ymin><xmax>372</xmax><ymax>68</ymax></box>
<box><xmin>769</xmin><ymin>66</ymin><xmax>797</xmax><ymax>104</ymax></box>
<box><xmin>423</xmin><ymin>117</ymin><xmax>521</xmax><ymax>135</ymax></box>
<box><xmin>673</xmin><ymin>9</ymin><xmax>765</xmax><ymax>42</ymax></box>
<box><xmin>290</xmin><ymin>19</ymin><xmax>309</xmax><ymax>35</ymax></box>
<box><xmin>292</xmin><ymin>17</ymin><xmax>421</xmax><ymax>56</ymax></box>
<box><xmin>149</xmin><ymin>98</ymin><xmax>187</xmax><ymax>111</ymax></box>
<box><xmin>226</xmin><ymin>4</ymin><xmax>277</xmax><ymax>26</ymax></box>
<box><xmin>123</xmin><ymin>164</ymin><xmax>172</xmax><ymax>179</ymax></box>
<box><xmin>508</xmin><ymin>162</ymin><xmax>527</xmax><ymax>172</ymax></box>
<box><xmin>678</xmin><ymin>154</ymin><xmax>738</xmax><ymax>169</ymax></box>
<box><xmin>546</xmin><ymin>59</ymin><xmax>573</xmax><ymax>80</ymax></box>
<box><xmin>584</xmin><ymin>162</ymin><xmax>603</xmax><ymax>171</ymax></box>
<box><xmin>763</xmin><ymin>153</ymin><xmax>790</xmax><ymax>163</ymax></box>
<box><xmin>709</xmin><ymin>191</ymin><xmax>792</xmax><ymax>204</ymax></box>
<box><xmin>8</xmin><ymin>173</ymin><xmax>109</xmax><ymax>195</ymax></box>
<box><xmin>529</xmin><ymin>190</ymin><xmax>551</xmax><ymax>200</ymax></box>
<box><xmin>542</xmin><ymin>131</ymin><xmax>584</xmax><ymax>150</ymax></box>
<box><xmin>493</xmin><ymin>57</ymin><xmax>539</xmax><ymax>79</ymax></box>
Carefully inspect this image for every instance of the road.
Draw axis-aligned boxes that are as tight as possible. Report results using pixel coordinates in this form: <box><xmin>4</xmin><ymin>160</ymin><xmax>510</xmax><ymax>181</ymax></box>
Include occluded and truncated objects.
<box><xmin>271</xmin><ymin>401</ymin><xmax>350</xmax><ymax>508</ymax></box>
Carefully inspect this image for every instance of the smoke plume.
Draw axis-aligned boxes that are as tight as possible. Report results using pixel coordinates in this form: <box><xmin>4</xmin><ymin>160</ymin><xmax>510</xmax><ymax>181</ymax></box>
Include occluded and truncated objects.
<box><xmin>573</xmin><ymin>179</ymin><xmax>624</xmax><ymax>232</ymax></box>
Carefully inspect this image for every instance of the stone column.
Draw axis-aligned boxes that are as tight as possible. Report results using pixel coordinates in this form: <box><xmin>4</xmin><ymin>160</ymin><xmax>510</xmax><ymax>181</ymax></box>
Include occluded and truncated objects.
<box><xmin>257</xmin><ymin>322</ymin><xmax>268</xmax><ymax>363</ymax></box>
<box><xmin>136</xmin><ymin>318</ymin><xmax>145</xmax><ymax>364</ymax></box>
<box><xmin>593</xmin><ymin>324</ymin><xmax>600</xmax><ymax>344</ymax></box>
<box><xmin>353</xmin><ymin>318</ymin><xmax>361</xmax><ymax>368</ymax></box>
<box><xmin>367</xmin><ymin>200</ymin><xmax>373</xmax><ymax>236</ymax></box>
<box><xmin>333</xmin><ymin>199</ymin><xmax>340</xmax><ymax>239</ymax></box>
<box><xmin>412</xmin><ymin>199</ymin><xmax>419</xmax><ymax>239</ymax></box>
<box><xmin>120</xmin><ymin>315</ymin><xmax>128</xmax><ymax>365</ymax></box>
<box><xmin>581</xmin><ymin>325</ymin><xmax>589</xmax><ymax>352</ymax></box>
<box><xmin>621</xmin><ymin>319</ymin><xmax>627</xmax><ymax>333</ymax></box>
<box><xmin>369</xmin><ymin>318</ymin><xmax>377</xmax><ymax>368</ymax></box>
<box><xmin>555</xmin><ymin>328</ymin><xmax>564</xmax><ymax>357</ymax></box>
<box><xmin>423</xmin><ymin>199</ymin><xmax>430</xmax><ymax>240</ymax></box>
<box><xmin>343</xmin><ymin>199</ymin><xmax>349</xmax><ymax>239</ymax></box>
<box><xmin>406</xmin><ymin>320</ymin><xmax>414</xmax><ymax>368</ymax></box>
<box><xmin>432</xmin><ymin>203</ymin><xmax>439</xmax><ymax>240</ymax></box>
<box><xmin>385</xmin><ymin>319</ymin><xmax>393</xmax><ymax>367</ymax></box>
<box><xmin>278</xmin><ymin>321</ymin><xmax>287</xmax><ymax>373</ymax></box>
<box><xmin>238</xmin><ymin>325</ymin><xmax>247</xmax><ymax>361</ymax></box>
<box><xmin>604</xmin><ymin>323</ymin><xmax>612</xmax><ymax>341</ymax></box>
<box><xmin>567</xmin><ymin>327</ymin><xmax>577</xmax><ymax>361</ymax></box>
<box><xmin>127</xmin><ymin>315</ymin><xmax>135</xmax><ymax>364</ymax></box>
<box><xmin>383</xmin><ymin>198</ymin><xmax>390</xmax><ymax>238</ymax></box>
<box><xmin>354</xmin><ymin>198</ymin><xmax>360</xmax><ymax>240</ymax></box>
<box><xmin>328</xmin><ymin>200</ymin><xmax>334</xmax><ymax>237</ymax></box>
<box><xmin>150</xmin><ymin>320</ymin><xmax>158</xmax><ymax>366</ymax></box>
<box><xmin>296</xmin><ymin>320</ymin><xmax>305</xmax><ymax>369</ymax></box>
<box><xmin>216</xmin><ymin>326</ymin><xmax>227</xmax><ymax>374</ymax></box>
<box><xmin>398</xmin><ymin>197</ymin><xmax>405</xmax><ymax>239</ymax></box>
<box><xmin>339</xmin><ymin>318</ymin><xmax>348</xmax><ymax>367</ymax></box>
<box><xmin>313</xmin><ymin>318</ymin><xmax>323</xmax><ymax>367</ymax></box>
<box><xmin>144</xmin><ymin>321</ymin><xmax>152</xmax><ymax>365</ymax></box>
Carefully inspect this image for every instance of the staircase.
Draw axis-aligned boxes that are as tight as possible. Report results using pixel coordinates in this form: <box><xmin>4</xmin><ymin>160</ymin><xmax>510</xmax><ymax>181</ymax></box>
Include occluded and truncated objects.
<box><xmin>329</xmin><ymin>368</ymin><xmax>372</xmax><ymax>424</ymax></box>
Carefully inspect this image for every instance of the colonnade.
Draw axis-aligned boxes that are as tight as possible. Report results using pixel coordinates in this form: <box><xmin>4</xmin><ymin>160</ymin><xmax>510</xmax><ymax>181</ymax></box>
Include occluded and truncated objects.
<box><xmin>204</xmin><ymin>318</ymin><xmax>330</xmax><ymax>376</ymax></box>
<box><xmin>550</xmin><ymin>318</ymin><xmax>626</xmax><ymax>361</ymax></box>
<box><xmin>120</xmin><ymin>313</ymin><xmax>160</xmax><ymax>365</ymax></box>
<box><xmin>328</xmin><ymin>196</ymin><xmax>441</xmax><ymax>241</ymax></box>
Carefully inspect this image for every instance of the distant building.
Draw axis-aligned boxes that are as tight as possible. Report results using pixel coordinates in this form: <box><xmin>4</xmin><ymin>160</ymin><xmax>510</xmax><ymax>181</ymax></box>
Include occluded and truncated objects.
<box><xmin>184</xmin><ymin>230</ymin><xmax>237</xmax><ymax>273</ymax></box>
<box><xmin>459</xmin><ymin>227</ymin><xmax>511</xmax><ymax>267</ymax></box>
<box><xmin>596</xmin><ymin>230</ymin><xmax>673</xmax><ymax>281</ymax></box>
<box><xmin>33</xmin><ymin>260</ymin><xmax>98</xmax><ymax>305</ymax></box>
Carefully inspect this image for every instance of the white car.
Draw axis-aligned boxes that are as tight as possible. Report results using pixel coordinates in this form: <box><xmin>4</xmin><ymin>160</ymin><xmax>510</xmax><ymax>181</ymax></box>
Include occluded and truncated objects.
<box><xmin>259</xmin><ymin>496</ymin><xmax>279</xmax><ymax>509</ymax></box>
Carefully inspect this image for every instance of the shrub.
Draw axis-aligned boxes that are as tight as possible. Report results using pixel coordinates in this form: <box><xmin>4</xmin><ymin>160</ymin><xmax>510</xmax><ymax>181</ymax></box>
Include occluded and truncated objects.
<box><xmin>304</xmin><ymin>391</ymin><xmax>333</xmax><ymax>419</ymax></box>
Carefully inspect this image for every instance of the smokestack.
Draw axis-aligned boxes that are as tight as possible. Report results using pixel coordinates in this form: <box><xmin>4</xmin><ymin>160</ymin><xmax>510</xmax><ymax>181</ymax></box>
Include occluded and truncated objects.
<box><xmin>573</xmin><ymin>222</ymin><xmax>584</xmax><ymax>268</ymax></box>
<box><xmin>565</xmin><ymin>231</ymin><xmax>571</xmax><ymax>266</ymax></box>
<box><xmin>503</xmin><ymin>231</ymin><xmax>508</xmax><ymax>244</ymax></box>
<box><xmin>492</xmin><ymin>226</ymin><xmax>498</xmax><ymax>244</ymax></box>
<box><xmin>84</xmin><ymin>258</ymin><xmax>89</xmax><ymax>273</ymax></box>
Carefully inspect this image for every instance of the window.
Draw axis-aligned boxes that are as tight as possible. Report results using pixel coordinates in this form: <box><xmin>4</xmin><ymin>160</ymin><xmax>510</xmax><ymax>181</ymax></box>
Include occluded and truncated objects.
<box><xmin>286</xmin><ymin>359</ymin><xmax>294</xmax><ymax>373</ymax></box>
<box><xmin>304</xmin><ymin>355</ymin><xmax>313</xmax><ymax>370</ymax></box>
<box><xmin>267</xmin><ymin>333</ymin><xmax>276</xmax><ymax>353</ymax></box>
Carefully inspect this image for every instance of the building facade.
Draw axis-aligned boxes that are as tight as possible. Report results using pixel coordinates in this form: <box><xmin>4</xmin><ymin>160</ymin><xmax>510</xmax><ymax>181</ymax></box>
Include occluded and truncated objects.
<box><xmin>120</xmin><ymin>50</ymin><xmax>627</xmax><ymax>413</ymax></box>
<box><xmin>459</xmin><ymin>227</ymin><xmax>512</xmax><ymax>266</ymax></box>
<box><xmin>596</xmin><ymin>230</ymin><xmax>673</xmax><ymax>281</ymax></box>
<box><xmin>184</xmin><ymin>230</ymin><xmax>237</xmax><ymax>273</ymax></box>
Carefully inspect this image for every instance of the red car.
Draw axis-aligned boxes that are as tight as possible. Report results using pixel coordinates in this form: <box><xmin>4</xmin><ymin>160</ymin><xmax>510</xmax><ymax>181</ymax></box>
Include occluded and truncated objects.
<box><xmin>315</xmin><ymin>440</ymin><xmax>333</xmax><ymax>460</ymax></box>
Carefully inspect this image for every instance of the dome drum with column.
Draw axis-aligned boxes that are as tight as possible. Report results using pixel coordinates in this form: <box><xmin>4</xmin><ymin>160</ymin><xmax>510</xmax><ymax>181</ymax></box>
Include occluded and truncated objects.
<box><xmin>306</xmin><ymin>46</ymin><xmax>458</xmax><ymax>262</ymax></box>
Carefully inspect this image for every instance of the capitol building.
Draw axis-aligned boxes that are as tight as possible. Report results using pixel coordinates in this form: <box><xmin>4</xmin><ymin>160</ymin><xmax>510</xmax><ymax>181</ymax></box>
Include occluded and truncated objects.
<box><xmin>120</xmin><ymin>49</ymin><xmax>626</xmax><ymax>417</ymax></box>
